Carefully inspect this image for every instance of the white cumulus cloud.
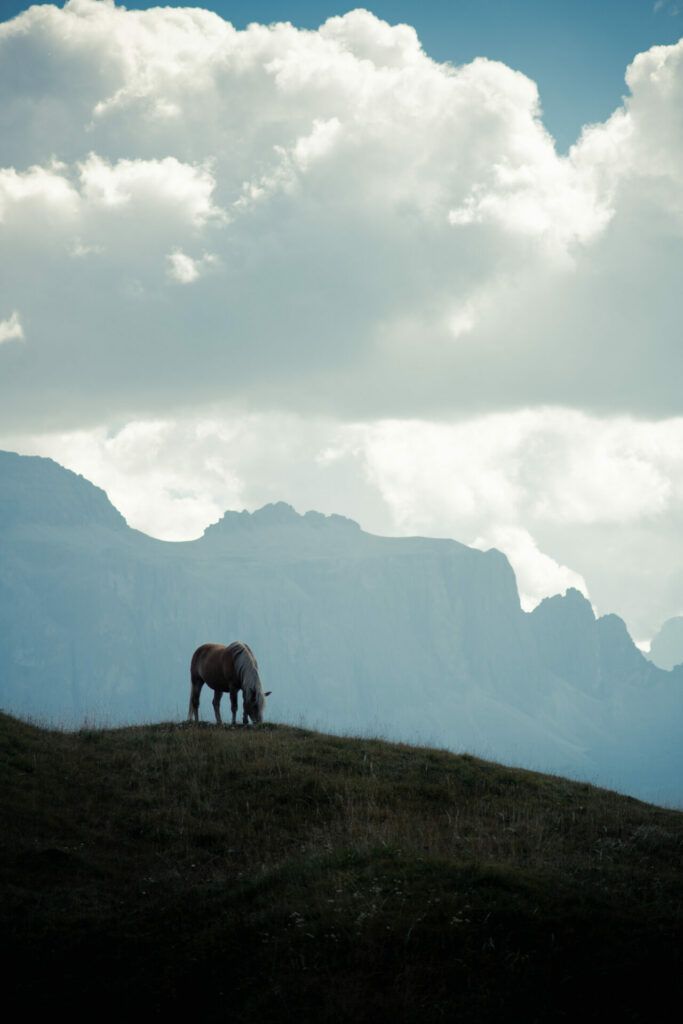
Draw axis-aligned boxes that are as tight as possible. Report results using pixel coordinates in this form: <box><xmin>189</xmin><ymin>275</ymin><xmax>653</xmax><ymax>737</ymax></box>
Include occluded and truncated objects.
<box><xmin>3</xmin><ymin>2</ymin><xmax>681</xmax><ymax>429</ymax></box>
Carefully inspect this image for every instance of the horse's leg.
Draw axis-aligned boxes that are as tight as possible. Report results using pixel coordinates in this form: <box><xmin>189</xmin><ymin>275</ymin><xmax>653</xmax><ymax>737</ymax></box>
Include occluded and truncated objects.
<box><xmin>242</xmin><ymin>690</ymin><xmax>250</xmax><ymax>727</ymax></box>
<box><xmin>212</xmin><ymin>688</ymin><xmax>223</xmax><ymax>726</ymax></box>
<box><xmin>188</xmin><ymin>676</ymin><xmax>203</xmax><ymax>723</ymax></box>
<box><xmin>230</xmin><ymin>687</ymin><xmax>238</xmax><ymax>726</ymax></box>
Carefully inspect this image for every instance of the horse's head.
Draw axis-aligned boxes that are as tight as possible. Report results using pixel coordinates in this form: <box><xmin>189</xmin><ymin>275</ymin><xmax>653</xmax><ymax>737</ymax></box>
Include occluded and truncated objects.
<box><xmin>245</xmin><ymin>689</ymin><xmax>272</xmax><ymax>724</ymax></box>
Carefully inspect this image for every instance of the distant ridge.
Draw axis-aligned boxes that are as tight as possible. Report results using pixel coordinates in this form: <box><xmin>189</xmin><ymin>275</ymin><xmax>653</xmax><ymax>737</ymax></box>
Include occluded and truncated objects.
<box><xmin>0</xmin><ymin>448</ymin><xmax>681</xmax><ymax>805</ymax></box>
<box><xmin>204</xmin><ymin>501</ymin><xmax>361</xmax><ymax>533</ymax></box>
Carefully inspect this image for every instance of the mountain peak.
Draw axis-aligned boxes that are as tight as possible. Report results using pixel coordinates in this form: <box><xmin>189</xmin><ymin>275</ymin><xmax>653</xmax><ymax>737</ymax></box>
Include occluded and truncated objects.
<box><xmin>531</xmin><ymin>586</ymin><xmax>594</xmax><ymax>623</ymax></box>
<box><xmin>0</xmin><ymin>449</ymin><xmax>126</xmax><ymax>532</ymax></box>
<box><xmin>252</xmin><ymin>501</ymin><xmax>299</xmax><ymax>524</ymax></box>
<box><xmin>202</xmin><ymin>502</ymin><xmax>361</xmax><ymax>538</ymax></box>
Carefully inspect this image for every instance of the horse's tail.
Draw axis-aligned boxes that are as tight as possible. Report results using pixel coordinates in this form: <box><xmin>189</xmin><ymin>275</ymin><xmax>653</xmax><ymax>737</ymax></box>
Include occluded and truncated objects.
<box><xmin>188</xmin><ymin>646</ymin><xmax>205</xmax><ymax>721</ymax></box>
<box><xmin>190</xmin><ymin>646</ymin><xmax>203</xmax><ymax>684</ymax></box>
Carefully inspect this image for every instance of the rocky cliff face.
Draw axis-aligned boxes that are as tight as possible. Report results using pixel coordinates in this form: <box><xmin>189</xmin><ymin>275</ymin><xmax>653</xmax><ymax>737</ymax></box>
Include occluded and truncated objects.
<box><xmin>0</xmin><ymin>450</ymin><xmax>681</xmax><ymax>805</ymax></box>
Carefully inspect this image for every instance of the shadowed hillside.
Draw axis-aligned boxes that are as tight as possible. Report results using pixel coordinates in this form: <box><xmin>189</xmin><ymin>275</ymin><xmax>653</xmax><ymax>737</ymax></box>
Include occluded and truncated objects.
<box><xmin>1</xmin><ymin>713</ymin><xmax>680</xmax><ymax>1022</ymax></box>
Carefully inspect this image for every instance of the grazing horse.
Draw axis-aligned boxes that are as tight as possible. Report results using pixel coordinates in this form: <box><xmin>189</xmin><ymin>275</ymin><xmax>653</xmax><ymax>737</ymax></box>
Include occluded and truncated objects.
<box><xmin>188</xmin><ymin>641</ymin><xmax>271</xmax><ymax>725</ymax></box>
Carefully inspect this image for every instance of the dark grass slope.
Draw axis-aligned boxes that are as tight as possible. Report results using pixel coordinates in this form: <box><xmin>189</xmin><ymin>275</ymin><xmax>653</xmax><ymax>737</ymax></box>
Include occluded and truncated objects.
<box><xmin>1</xmin><ymin>712</ymin><xmax>681</xmax><ymax>1022</ymax></box>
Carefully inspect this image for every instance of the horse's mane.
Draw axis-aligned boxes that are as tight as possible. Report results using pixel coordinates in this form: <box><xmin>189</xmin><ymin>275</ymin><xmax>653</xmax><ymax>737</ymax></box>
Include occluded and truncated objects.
<box><xmin>234</xmin><ymin>643</ymin><xmax>263</xmax><ymax>706</ymax></box>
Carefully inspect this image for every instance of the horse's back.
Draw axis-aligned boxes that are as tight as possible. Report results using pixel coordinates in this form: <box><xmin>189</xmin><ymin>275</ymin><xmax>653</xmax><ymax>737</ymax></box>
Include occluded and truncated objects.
<box><xmin>191</xmin><ymin>643</ymin><xmax>236</xmax><ymax>689</ymax></box>
<box><xmin>191</xmin><ymin>642</ymin><xmax>223</xmax><ymax>672</ymax></box>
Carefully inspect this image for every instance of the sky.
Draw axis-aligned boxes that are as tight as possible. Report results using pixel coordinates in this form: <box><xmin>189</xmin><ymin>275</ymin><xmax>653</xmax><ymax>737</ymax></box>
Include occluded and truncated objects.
<box><xmin>0</xmin><ymin>0</ymin><xmax>682</xmax><ymax>642</ymax></box>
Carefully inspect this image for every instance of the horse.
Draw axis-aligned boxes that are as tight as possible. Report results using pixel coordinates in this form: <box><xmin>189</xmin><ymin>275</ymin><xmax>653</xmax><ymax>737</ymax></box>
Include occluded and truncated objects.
<box><xmin>188</xmin><ymin>641</ymin><xmax>272</xmax><ymax>725</ymax></box>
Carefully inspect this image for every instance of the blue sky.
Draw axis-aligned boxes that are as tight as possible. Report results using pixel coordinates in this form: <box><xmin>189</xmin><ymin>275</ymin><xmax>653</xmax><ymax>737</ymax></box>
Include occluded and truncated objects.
<box><xmin>2</xmin><ymin>0</ymin><xmax>681</xmax><ymax>148</ymax></box>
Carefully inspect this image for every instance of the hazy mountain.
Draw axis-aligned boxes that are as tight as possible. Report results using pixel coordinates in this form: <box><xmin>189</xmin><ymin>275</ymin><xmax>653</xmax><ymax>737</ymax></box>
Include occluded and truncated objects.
<box><xmin>649</xmin><ymin>616</ymin><xmax>683</xmax><ymax>671</ymax></box>
<box><xmin>0</xmin><ymin>449</ymin><xmax>681</xmax><ymax>805</ymax></box>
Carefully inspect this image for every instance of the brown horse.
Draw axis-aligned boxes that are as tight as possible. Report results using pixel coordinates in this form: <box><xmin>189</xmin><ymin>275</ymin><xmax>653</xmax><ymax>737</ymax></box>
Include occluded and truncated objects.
<box><xmin>188</xmin><ymin>641</ymin><xmax>271</xmax><ymax>725</ymax></box>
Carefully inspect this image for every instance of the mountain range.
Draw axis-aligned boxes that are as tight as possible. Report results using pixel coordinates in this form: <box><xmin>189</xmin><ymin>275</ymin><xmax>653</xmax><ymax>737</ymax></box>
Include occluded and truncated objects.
<box><xmin>0</xmin><ymin>449</ymin><xmax>680</xmax><ymax>805</ymax></box>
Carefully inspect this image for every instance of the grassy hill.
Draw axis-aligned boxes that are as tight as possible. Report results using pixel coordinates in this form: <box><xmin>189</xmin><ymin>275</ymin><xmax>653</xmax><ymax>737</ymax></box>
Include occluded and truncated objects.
<box><xmin>1</xmin><ymin>712</ymin><xmax>681</xmax><ymax>1022</ymax></box>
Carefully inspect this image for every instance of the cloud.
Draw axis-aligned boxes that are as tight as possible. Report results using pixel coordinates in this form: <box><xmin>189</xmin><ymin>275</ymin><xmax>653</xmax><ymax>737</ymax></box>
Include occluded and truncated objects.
<box><xmin>344</xmin><ymin>411</ymin><xmax>683</xmax><ymax>531</ymax></box>
<box><xmin>78</xmin><ymin>153</ymin><xmax>220</xmax><ymax>226</ymax></box>
<box><xmin>1</xmin><ymin>3</ymin><xmax>681</xmax><ymax>429</ymax></box>
<box><xmin>166</xmin><ymin>249</ymin><xmax>217</xmax><ymax>284</ymax></box>
<box><xmin>0</xmin><ymin>162</ymin><xmax>79</xmax><ymax>223</ymax></box>
<box><xmin>167</xmin><ymin>250</ymin><xmax>200</xmax><ymax>284</ymax></box>
<box><xmin>0</xmin><ymin>310</ymin><xmax>23</xmax><ymax>344</ymax></box>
